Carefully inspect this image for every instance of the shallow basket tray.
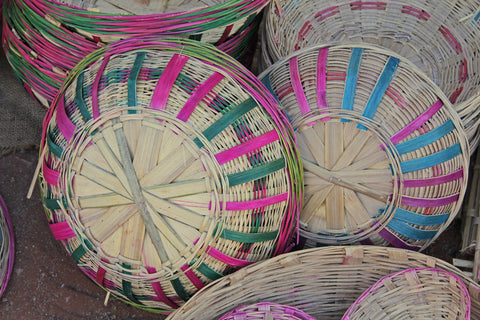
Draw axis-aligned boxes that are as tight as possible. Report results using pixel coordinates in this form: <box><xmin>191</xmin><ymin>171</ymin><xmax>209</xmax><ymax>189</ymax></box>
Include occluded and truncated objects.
<box><xmin>166</xmin><ymin>246</ymin><xmax>480</xmax><ymax>320</ymax></box>
<box><xmin>258</xmin><ymin>43</ymin><xmax>469</xmax><ymax>250</ymax></box>
<box><xmin>261</xmin><ymin>0</ymin><xmax>480</xmax><ymax>150</ymax></box>
<box><xmin>0</xmin><ymin>195</ymin><xmax>14</xmax><ymax>298</ymax></box>
<box><xmin>342</xmin><ymin>267</ymin><xmax>471</xmax><ymax>319</ymax></box>
<box><xmin>37</xmin><ymin>37</ymin><xmax>302</xmax><ymax>313</ymax></box>
<box><xmin>219</xmin><ymin>302</ymin><xmax>316</xmax><ymax>320</ymax></box>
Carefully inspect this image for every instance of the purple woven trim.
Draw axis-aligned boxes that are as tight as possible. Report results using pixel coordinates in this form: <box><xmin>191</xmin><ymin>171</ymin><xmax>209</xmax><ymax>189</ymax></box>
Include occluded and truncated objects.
<box><xmin>316</xmin><ymin>47</ymin><xmax>329</xmax><ymax>109</ymax></box>
<box><xmin>401</xmin><ymin>194</ymin><xmax>459</xmax><ymax>207</ymax></box>
<box><xmin>289</xmin><ymin>56</ymin><xmax>310</xmax><ymax>114</ymax></box>
<box><xmin>378</xmin><ymin>227</ymin><xmax>421</xmax><ymax>250</ymax></box>
<box><xmin>0</xmin><ymin>195</ymin><xmax>14</xmax><ymax>298</ymax></box>
<box><xmin>403</xmin><ymin>169</ymin><xmax>464</xmax><ymax>188</ymax></box>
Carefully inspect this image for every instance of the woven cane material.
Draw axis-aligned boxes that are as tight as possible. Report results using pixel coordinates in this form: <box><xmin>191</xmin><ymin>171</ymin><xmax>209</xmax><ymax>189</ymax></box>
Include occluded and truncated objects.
<box><xmin>0</xmin><ymin>195</ymin><xmax>14</xmax><ymax>298</ymax></box>
<box><xmin>219</xmin><ymin>302</ymin><xmax>316</xmax><ymax>320</ymax></box>
<box><xmin>258</xmin><ymin>44</ymin><xmax>469</xmax><ymax>250</ymax></box>
<box><xmin>166</xmin><ymin>246</ymin><xmax>480</xmax><ymax>320</ymax></box>
<box><xmin>37</xmin><ymin>37</ymin><xmax>302</xmax><ymax>313</ymax></box>
<box><xmin>2</xmin><ymin>0</ymin><xmax>264</xmax><ymax>108</ymax></box>
<box><xmin>261</xmin><ymin>0</ymin><xmax>480</xmax><ymax>150</ymax></box>
<box><xmin>342</xmin><ymin>267</ymin><xmax>471</xmax><ymax>320</ymax></box>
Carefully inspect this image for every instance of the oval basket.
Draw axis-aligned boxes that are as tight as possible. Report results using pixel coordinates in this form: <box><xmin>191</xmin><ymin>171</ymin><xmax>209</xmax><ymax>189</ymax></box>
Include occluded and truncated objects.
<box><xmin>258</xmin><ymin>43</ymin><xmax>469</xmax><ymax>250</ymax></box>
<box><xmin>261</xmin><ymin>0</ymin><xmax>480</xmax><ymax>149</ymax></box>
<box><xmin>37</xmin><ymin>37</ymin><xmax>302</xmax><ymax>313</ymax></box>
<box><xmin>342</xmin><ymin>267</ymin><xmax>471</xmax><ymax>320</ymax></box>
<box><xmin>219</xmin><ymin>302</ymin><xmax>316</xmax><ymax>320</ymax></box>
<box><xmin>0</xmin><ymin>195</ymin><xmax>14</xmax><ymax>298</ymax></box>
<box><xmin>2</xmin><ymin>0</ymin><xmax>265</xmax><ymax>108</ymax></box>
<box><xmin>166</xmin><ymin>246</ymin><xmax>480</xmax><ymax>320</ymax></box>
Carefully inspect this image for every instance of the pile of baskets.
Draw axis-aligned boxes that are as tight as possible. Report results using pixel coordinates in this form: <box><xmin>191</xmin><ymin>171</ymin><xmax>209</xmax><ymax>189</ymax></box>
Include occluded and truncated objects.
<box><xmin>0</xmin><ymin>195</ymin><xmax>14</xmax><ymax>299</ymax></box>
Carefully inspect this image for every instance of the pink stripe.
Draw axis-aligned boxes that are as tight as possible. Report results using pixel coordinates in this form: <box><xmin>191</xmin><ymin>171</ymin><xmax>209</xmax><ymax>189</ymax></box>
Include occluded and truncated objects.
<box><xmin>96</xmin><ymin>266</ymin><xmax>106</xmax><ymax>286</ymax></box>
<box><xmin>146</xmin><ymin>267</ymin><xmax>179</xmax><ymax>309</ymax></box>
<box><xmin>205</xmin><ymin>246</ymin><xmax>254</xmax><ymax>268</ymax></box>
<box><xmin>91</xmin><ymin>56</ymin><xmax>110</xmax><ymax>119</ymax></box>
<box><xmin>401</xmin><ymin>194</ymin><xmax>459</xmax><ymax>207</ymax></box>
<box><xmin>180</xmin><ymin>265</ymin><xmax>205</xmax><ymax>290</ymax></box>
<box><xmin>403</xmin><ymin>169</ymin><xmax>464</xmax><ymax>187</ymax></box>
<box><xmin>401</xmin><ymin>5</ymin><xmax>431</xmax><ymax>20</ymax></box>
<box><xmin>316</xmin><ymin>48</ymin><xmax>329</xmax><ymax>109</ymax></box>
<box><xmin>224</xmin><ymin>193</ymin><xmax>288</xmax><ymax>211</ymax></box>
<box><xmin>49</xmin><ymin>221</ymin><xmax>75</xmax><ymax>240</ymax></box>
<box><xmin>56</xmin><ymin>97</ymin><xmax>75</xmax><ymax>141</ymax></box>
<box><xmin>440</xmin><ymin>25</ymin><xmax>462</xmax><ymax>54</ymax></box>
<box><xmin>289</xmin><ymin>56</ymin><xmax>310</xmax><ymax>114</ymax></box>
<box><xmin>151</xmin><ymin>54</ymin><xmax>189</xmax><ymax>110</ymax></box>
<box><xmin>390</xmin><ymin>100</ymin><xmax>443</xmax><ymax>144</ymax></box>
<box><xmin>177</xmin><ymin>72</ymin><xmax>224</xmax><ymax>122</ymax></box>
<box><xmin>43</xmin><ymin>161</ymin><xmax>60</xmax><ymax>186</ymax></box>
<box><xmin>215</xmin><ymin>130</ymin><xmax>280</xmax><ymax>165</ymax></box>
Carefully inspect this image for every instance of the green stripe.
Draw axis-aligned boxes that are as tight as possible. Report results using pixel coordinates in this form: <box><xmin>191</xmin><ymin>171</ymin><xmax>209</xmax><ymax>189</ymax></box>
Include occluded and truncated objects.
<box><xmin>220</xmin><ymin>229</ymin><xmax>279</xmax><ymax>243</ymax></box>
<box><xmin>227</xmin><ymin>158</ymin><xmax>285</xmax><ymax>186</ymax></box>
<box><xmin>194</xmin><ymin>262</ymin><xmax>223</xmax><ymax>281</ymax></box>
<box><xmin>127</xmin><ymin>52</ymin><xmax>146</xmax><ymax>112</ymax></box>
<box><xmin>121</xmin><ymin>263</ymin><xmax>141</xmax><ymax>304</ymax></box>
<box><xmin>170</xmin><ymin>278</ymin><xmax>190</xmax><ymax>302</ymax></box>
<box><xmin>71</xmin><ymin>245</ymin><xmax>87</xmax><ymax>264</ymax></box>
<box><xmin>47</xmin><ymin>132</ymin><xmax>64</xmax><ymax>158</ymax></box>
<box><xmin>75</xmin><ymin>72</ymin><xmax>92</xmax><ymax>121</ymax></box>
<box><xmin>44</xmin><ymin>197</ymin><xmax>67</xmax><ymax>210</ymax></box>
<box><xmin>188</xmin><ymin>34</ymin><xmax>202</xmax><ymax>41</ymax></box>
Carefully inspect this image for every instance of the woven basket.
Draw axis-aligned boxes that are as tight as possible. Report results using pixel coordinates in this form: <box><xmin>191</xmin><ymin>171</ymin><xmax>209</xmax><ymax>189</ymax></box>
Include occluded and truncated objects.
<box><xmin>166</xmin><ymin>246</ymin><xmax>480</xmax><ymax>320</ymax></box>
<box><xmin>258</xmin><ymin>43</ymin><xmax>469</xmax><ymax>250</ymax></box>
<box><xmin>36</xmin><ymin>37</ymin><xmax>302</xmax><ymax>313</ymax></box>
<box><xmin>0</xmin><ymin>195</ymin><xmax>14</xmax><ymax>298</ymax></box>
<box><xmin>342</xmin><ymin>267</ymin><xmax>471</xmax><ymax>319</ymax></box>
<box><xmin>219</xmin><ymin>302</ymin><xmax>316</xmax><ymax>320</ymax></box>
<box><xmin>2</xmin><ymin>0</ymin><xmax>264</xmax><ymax>108</ymax></box>
<box><xmin>261</xmin><ymin>0</ymin><xmax>480</xmax><ymax>150</ymax></box>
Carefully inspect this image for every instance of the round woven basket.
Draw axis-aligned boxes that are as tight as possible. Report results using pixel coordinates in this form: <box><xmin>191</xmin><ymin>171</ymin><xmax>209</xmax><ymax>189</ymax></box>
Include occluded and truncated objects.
<box><xmin>342</xmin><ymin>267</ymin><xmax>471</xmax><ymax>319</ymax></box>
<box><xmin>261</xmin><ymin>0</ymin><xmax>480</xmax><ymax>149</ymax></box>
<box><xmin>2</xmin><ymin>0</ymin><xmax>264</xmax><ymax>108</ymax></box>
<box><xmin>0</xmin><ymin>195</ymin><xmax>14</xmax><ymax>298</ymax></box>
<box><xmin>166</xmin><ymin>246</ymin><xmax>480</xmax><ymax>320</ymax></box>
<box><xmin>258</xmin><ymin>43</ymin><xmax>469</xmax><ymax>250</ymax></box>
<box><xmin>219</xmin><ymin>302</ymin><xmax>316</xmax><ymax>320</ymax></box>
<box><xmin>37</xmin><ymin>37</ymin><xmax>302</xmax><ymax>313</ymax></box>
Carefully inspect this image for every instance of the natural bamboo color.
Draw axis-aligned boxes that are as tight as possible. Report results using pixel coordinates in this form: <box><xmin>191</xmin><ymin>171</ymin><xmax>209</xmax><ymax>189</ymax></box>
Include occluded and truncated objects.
<box><xmin>219</xmin><ymin>302</ymin><xmax>316</xmax><ymax>320</ymax></box>
<box><xmin>166</xmin><ymin>246</ymin><xmax>480</xmax><ymax>320</ymax></box>
<box><xmin>258</xmin><ymin>44</ymin><xmax>469</xmax><ymax>250</ymax></box>
<box><xmin>261</xmin><ymin>0</ymin><xmax>480</xmax><ymax>150</ymax></box>
<box><xmin>0</xmin><ymin>195</ymin><xmax>14</xmax><ymax>298</ymax></box>
<box><xmin>36</xmin><ymin>37</ymin><xmax>302</xmax><ymax>313</ymax></box>
<box><xmin>342</xmin><ymin>268</ymin><xmax>471</xmax><ymax>319</ymax></box>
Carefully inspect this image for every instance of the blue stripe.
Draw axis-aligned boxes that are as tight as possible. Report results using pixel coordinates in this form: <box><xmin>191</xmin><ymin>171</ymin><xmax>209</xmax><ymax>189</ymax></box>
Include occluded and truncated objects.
<box><xmin>400</xmin><ymin>143</ymin><xmax>462</xmax><ymax>173</ymax></box>
<box><xmin>127</xmin><ymin>52</ymin><xmax>146</xmax><ymax>113</ymax></box>
<box><xmin>395</xmin><ymin>120</ymin><xmax>455</xmax><ymax>155</ymax></box>
<box><xmin>387</xmin><ymin>219</ymin><xmax>438</xmax><ymax>240</ymax></box>
<box><xmin>261</xmin><ymin>73</ymin><xmax>282</xmax><ymax>105</ymax></box>
<box><xmin>357</xmin><ymin>57</ymin><xmax>399</xmax><ymax>130</ymax></box>
<box><xmin>389</xmin><ymin>207</ymin><xmax>449</xmax><ymax>226</ymax></box>
<box><xmin>475</xmin><ymin>10</ymin><xmax>480</xmax><ymax>22</ymax></box>
<box><xmin>342</xmin><ymin>48</ymin><xmax>363</xmax><ymax>122</ymax></box>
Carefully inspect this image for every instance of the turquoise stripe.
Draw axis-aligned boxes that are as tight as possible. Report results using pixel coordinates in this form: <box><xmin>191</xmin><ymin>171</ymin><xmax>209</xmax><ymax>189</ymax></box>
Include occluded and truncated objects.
<box><xmin>47</xmin><ymin>132</ymin><xmax>64</xmax><ymax>158</ymax></box>
<box><xmin>386</xmin><ymin>207</ymin><xmax>449</xmax><ymax>226</ymax></box>
<box><xmin>387</xmin><ymin>219</ymin><xmax>438</xmax><ymax>240</ymax></box>
<box><xmin>127</xmin><ymin>52</ymin><xmax>146</xmax><ymax>112</ymax></box>
<box><xmin>261</xmin><ymin>73</ymin><xmax>282</xmax><ymax>104</ymax></box>
<box><xmin>475</xmin><ymin>10</ymin><xmax>480</xmax><ymax>22</ymax></box>
<box><xmin>400</xmin><ymin>143</ymin><xmax>462</xmax><ymax>173</ymax></box>
<box><xmin>358</xmin><ymin>56</ymin><xmax>399</xmax><ymax>130</ymax></box>
<box><xmin>342</xmin><ymin>48</ymin><xmax>363</xmax><ymax>113</ymax></box>
<box><xmin>220</xmin><ymin>228</ymin><xmax>279</xmax><ymax>243</ymax></box>
<box><xmin>75</xmin><ymin>72</ymin><xmax>92</xmax><ymax>121</ymax></box>
<box><xmin>395</xmin><ymin>120</ymin><xmax>456</xmax><ymax>155</ymax></box>
<box><xmin>227</xmin><ymin>158</ymin><xmax>285</xmax><ymax>186</ymax></box>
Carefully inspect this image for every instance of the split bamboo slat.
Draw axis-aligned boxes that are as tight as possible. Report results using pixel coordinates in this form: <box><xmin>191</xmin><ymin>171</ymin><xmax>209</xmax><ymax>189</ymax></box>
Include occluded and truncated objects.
<box><xmin>0</xmin><ymin>195</ymin><xmax>14</xmax><ymax>298</ymax></box>
<box><xmin>36</xmin><ymin>37</ymin><xmax>302</xmax><ymax>313</ymax></box>
<box><xmin>219</xmin><ymin>302</ymin><xmax>316</xmax><ymax>320</ymax></box>
<box><xmin>258</xmin><ymin>43</ymin><xmax>469</xmax><ymax>250</ymax></box>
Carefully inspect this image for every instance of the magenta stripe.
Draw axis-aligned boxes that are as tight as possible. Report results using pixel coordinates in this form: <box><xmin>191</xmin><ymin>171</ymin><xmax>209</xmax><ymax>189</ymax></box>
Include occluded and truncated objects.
<box><xmin>316</xmin><ymin>47</ymin><xmax>329</xmax><ymax>109</ymax></box>
<box><xmin>91</xmin><ymin>56</ymin><xmax>110</xmax><ymax>119</ymax></box>
<box><xmin>43</xmin><ymin>161</ymin><xmax>60</xmax><ymax>186</ymax></box>
<box><xmin>401</xmin><ymin>194</ymin><xmax>459</xmax><ymax>207</ymax></box>
<box><xmin>49</xmin><ymin>221</ymin><xmax>75</xmax><ymax>240</ymax></box>
<box><xmin>403</xmin><ymin>169</ymin><xmax>464</xmax><ymax>188</ymax></box>
<box><xmin>180</xmin><ymin>264</ymin><xmax>205</xmax><ymax>290</ymax></box>
<box><xmin>151</xmin><ymin>54</ymin><xmax>189</xmax><ymax>110</ymax></box>
<box><xmin>390</xmin><ymin>100</ymin><xmax>443</xmax><ymax>144</ymax></box>
<box><xmin>378</xmin><ymin>227</ymin><xmax>421</xmax><ymax>250</ymax></box>
<box><xmin>215</xmin><ymin>130</ymin><xmax>280</xmax><ymax>165</ymax></box>
<box><xmin>146</xmin><ymin>267</ymin><xmax>180</xmax><ymax>309</ymax></box>
<box><xmin>177</xmin><ymin>72</ymin><xmax>225</xmax><ymax>122</ymax></box>
<box><xmin>56</xmin><ymin>97</ymin><xmax>75</xmax><ymax>141</ymax></box>
<box><xmin>96</xmin><ymin>266</ymin><xmax>106</xmax><ymax>286</ymax></box>
<box><xmin>289</xmin><ymin>56</ymin><xmax>311</xmax><ymax>114</ymax></box>
<box><xmin>224</xmin><ymin>193</ymin><xmax>288</xmax><ymax>211</ymax></box>
<box><xmin>205</xmin><ymin>246</ymin><xmax>254</xmax><ymax>268</ymax></box>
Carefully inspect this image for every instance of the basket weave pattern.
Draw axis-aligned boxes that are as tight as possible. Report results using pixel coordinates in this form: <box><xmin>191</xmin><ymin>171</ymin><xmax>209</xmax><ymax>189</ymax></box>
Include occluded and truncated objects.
<box><xmin>0</xmin><ymin>195</ymin><xmax>14</xmax><ymax>298</ymax></box>
<box><xmin>219</xmin><ymin>302</ymin><xmax>316</xmax><ymax>320</ymax></box>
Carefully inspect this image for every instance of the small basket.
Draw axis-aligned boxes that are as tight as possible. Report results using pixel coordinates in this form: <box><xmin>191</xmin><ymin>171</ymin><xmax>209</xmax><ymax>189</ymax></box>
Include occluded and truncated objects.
<box><xmin>219</xmin><ymin>302</ymin><xmax>316</xmax><ymax>320</ymax></box>
<box><xmin>342</xmin><ymin>267</ymin><xmax>471</xmax><ymax>319</ymax></box>
<box><xmin>0</xmin><ymin>195</ymin><xmax>14</xmax><ymax>298</ymax></box>
<box><xmin>261</xmin><ymin>0</ymin><xmax>480</xmax><ymax>150</ymax></box>
<box><xmin>258</xmin><ymin>43</ymin><xmax>469</xmax><ymax>250</ymax></box>
<box><xmin>166</xmin><ymin>246</ymin><xmax>480</xmax><ymax>320</ymax></box>
<box><xmin>37</xmin><ymin>37</ymin><xmax>302</xmax><ymax>313</ymax></box>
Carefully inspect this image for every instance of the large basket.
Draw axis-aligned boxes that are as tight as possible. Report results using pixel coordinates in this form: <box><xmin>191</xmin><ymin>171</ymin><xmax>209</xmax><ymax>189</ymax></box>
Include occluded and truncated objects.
<box><xmin>219</xmin><ymin>302</ymin><xmax>316</xmax><ymax>320</ymax></box>
<box><xmin>166</xmin><ymin>246</ymin><xmax>480</xmax><ymax>320</ymax></box>
<box><xmin>261</xmin><ymin>0</ymin><xmax>480</xmax><ymax>150</ymax></box>
<box><xmin>2</xmin><ymin>0</ymin><xmax>265</xmax><ymax>108</ymax></box>
<box><xmin>0</xmin><ymin>195</ymin><xmax>14</xmax><ymax>298</ymax></box>
<box><xmin>342</xmin><ymin>267</ymin><xmax>471</xmax><ymax>319</ymax></box>
<box><xmin>37</xmin><ymin>37</ymin><xmax>302</xmax><ymax>313</ymax></box>
<box><xmin>258</xmin><ymin>43</ymin><xmax>469</xmax><ymax>250</ymax></box>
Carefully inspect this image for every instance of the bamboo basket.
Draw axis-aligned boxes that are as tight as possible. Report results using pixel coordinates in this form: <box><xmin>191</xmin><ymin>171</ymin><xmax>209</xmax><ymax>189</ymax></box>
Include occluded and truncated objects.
<box><xmin>261</xmin><ymin>0</ymin><xmax>480</xmax><ymax>150</ymax></box>
<box><xmin>35</xmin><ymin>37</ymin><xmax>302</xmax><ymax>313</ymax></box>
<box><xmin>342</xmin><ymin>267</ymin><xmax>471</xmax><ymax>319</ymax></box>
<box><xmin>166</xmin><ymin>246</ymin><xmax>480</xmax><ymax>320</ymax></box>
<box><xmin>2</xmin><ymin>0</ymin><xmax>265</xmax><ymax>108</ymax></box>
<box><xmin>219</xmin><ymin>302</ymin><xmax>316</xmax><ymax>320</ymax></box>
<box><xmin>258</xmin><ymin>43</ymin><xmax>469</xmax><ymax>250</ymax></box>
<box><xmin>0</xmin><ymin>195</ymin><xmax>14</xmax><ymax>298</ymax></box>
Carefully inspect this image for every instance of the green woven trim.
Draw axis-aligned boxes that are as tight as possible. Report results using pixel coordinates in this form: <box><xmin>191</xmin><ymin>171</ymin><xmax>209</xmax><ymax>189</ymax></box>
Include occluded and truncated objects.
<box><xmin>44</xmin><ymin>197</ymin><xmax>67</xmax><ymax>210</ymax></box>
<box><xmin>220</xmin><ymin>229</ymin><xmax>278</xmax><ymax>243</ymax></box>
<box><xmin>188</xmin><ymin>34</ymin><xmax>202</xmax><ymax>41</ymax></box>
<box><xmin>75</xmin><ymin>72</ymin><xmax>92</xmax><ymax>121</ymax></box>
<box><xmin>72</xmin><ymin>245</ymin><xmax>87</xmax><ymax>264</ymax></box>
<box><xmin>47</xmin><ymin>132</ymin><xmax>64</xmax><ymax>158</ymax></box>
<box><xmin>127</xmin><ymin>52</ymin><xmax>146</xmax><ymax>112</ymax></box>
<box><xmin>170</xmin><ymin>278</ymin><xmax>190</xmax><ymax>302</ymax></box>
<box><xmin>121</xmin><ymin>263</ymin><xmax>142</xmax><ymax>304</ymax></box>
<box><xmin>191</xmin><ymin>261</ymin><xmax>223</xmax><ymax>281</ymax></box>
<box><xmin>227</xmin><ymin>158</ymin><xmax>285</xmax><ymax>186</ymax></box>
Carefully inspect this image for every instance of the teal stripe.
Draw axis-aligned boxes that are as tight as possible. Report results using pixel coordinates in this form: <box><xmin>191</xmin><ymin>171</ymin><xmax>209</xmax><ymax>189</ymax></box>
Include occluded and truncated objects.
<box><xmin>44</xmin><ymin>197</ymin><xmax>67</xmax><ymax>210</ymax></box>
<box><xmin>47</xmin><ymin>132</ymin><xmax>64</xmax><ymax>158</ymax></box>
<box><xmin>196</xmin><ymin>263</ymin><xmax>223</xmax><ymax>281</ymax></box>
<box><xmin>227</xmin><ymin>158</ymin><xmax>285</xmax><ymax>186</ymax></box>
<box><xmin>194</xmin><ymin>98</ymin><xmax>257</xmax><ymax>148</ymax></box>
<box><xmin>342</xmin><ymin>48</ymin><xmax>363</xmax><ymax>112</ymax></box>
<box><xmin>71</xmin><ymin>245</ymin><xmax>86</xmax><ymax>264</ymax></box>
<box><xmin>121</xmin><ymin>263</ymin><xmax>141</xmax><ymax>304</ymax></box>
<box><xmin>395</xmin><ymin>120</ymin><xmax>455</xmax><ymax>155</ymax></box>
<box><xmin>127</xmin><ymin>52</ymin><xmax>146</xmax><ymax>112</ymax></box>
<box><xmin>386</xmin><ymin>207</ymin><xmax>449</xmax><ymax>226</ymax></box>
<box><xmin>75</xmin><ymin>72</ymin><xmax>92</xmax><ymax>121</ymax></box>
<box><xmin>400</xmin><ymin>143</ymin><xmax>462</xmax><ymax>173</ymax></box>
<box><xmin>358</xmin><ymin>57</ymin><xmax>399</xmax><ymax>130</ymax></box>
<box><xmin>220</xmin><ymin>228</ymin><xmax>278</xmax><ymax>243</ymax></box>
<box><xmin>261</xmin><ymin>74</ymin><xmax>281</xmax><ymax>104</ymax></box>
<box><xmin>387</xmin><ymin>219</ymin><xmax>438</xmax><ymax>240</ymax></box>
<box><xmin>188</xmin><ymin>34</ymin><xmax>202</xmax><ymax>41</ymax></box>
<box><xmin>475</xmin><ymin>10</ymin><xmax>480</xmax><ymax>22</ymax></box>
<box><xmin>170</xmin><ymin>278</ymin><xmax>190</xmax><ymax>301</ymax></box>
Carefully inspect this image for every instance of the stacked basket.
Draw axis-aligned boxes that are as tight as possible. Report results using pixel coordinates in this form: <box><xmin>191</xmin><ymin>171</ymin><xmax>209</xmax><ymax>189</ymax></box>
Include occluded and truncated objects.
<box><xmin>0</xmin><ymin>195</ymin><xmax>14</xmax><ymax>298</ymax></box>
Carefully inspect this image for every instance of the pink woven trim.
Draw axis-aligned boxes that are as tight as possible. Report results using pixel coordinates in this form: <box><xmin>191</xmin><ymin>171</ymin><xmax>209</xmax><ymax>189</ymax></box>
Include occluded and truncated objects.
<box><xmin>180</xmin><ymin>265</ymin><xmax>205</xmax><ymax>290</ymax></box>
<box><xmin>314</xmin><ymin>6</ymin><xmax>340</xmax><ymax>22</ymax></box>
<box><xmin>223</xmin><ymin>193</ymin><xmax>288</xmax><ymax>211</ymax></box>
<box><xmin>146</xmin><ymin>267</ymin><xmax>179</xmax><ymax>309</ymax></box>
<box><xmin>177</xmin><ymin>72</ymin><xmax>225</xmax><ymax>122</ymax></box>
<box><xmin>403</xmin><ymin>169</ymin><xmax>464</xmax><ymax>188</ymax></box>
<box><xmin>289</xmin><ymin>56</ymin><xmax>310</xmax><ymax>114</ymax></box>
<box><xmin>96</xmin><ymin>266</ymin><xmax>106</xmax><ymax>287</ymax></box>
<box><xmin>440</xmin><ymin>25</ymin><xmax>462</xmax><ymax>54</ymax></box>
<box><xmin>56</xmin><ymin>96</ymin><xmax>75</xmax><ymax>141</ymax></box>
<box><xmin>151</xmin><ymin>54</ymin><xmax>189</xmax><ymax>110</ymax></box>
<box><xmin>206</xmin><ymin>246</ymin><xmax>255</xmax><ymax>268</ymax></box>
<box><xmin>401</xmin><ymin>5</ymin><xmax>431</xmax><ymax>20</ymax></box>
<box><xmin>350</xmin><ymin>2</ymin><xmax>387</xmax><ymax>10</ymax></box>
<box><xmin>49</xmin><ymin>221</ymin><xmax>75</xmax><ymax>240</ymax></box>
<box><xmin>316</xmin><ymin>47</ymin><xmax>329</xmax><ymax>109</ymax></box>
<box><xmin>42</xmin><ymin>161</ymin><xmax>60</xmax><ymax>186</ymax></box>
<box><xmin>91</xmin><ymin>55</ymin><xmax>110</xmax><ymax>119</ymax></box>
<box><xmin>215</xmin><ymin>129</ymin><xmax>280</xmax><ymax>165</ymax></box>
<box><xmin>390</xmin><ymin>99</ymin><xmax>443</xmax><ymax>144</ymax></box>
<box><xmin>450</xmin><ymin>87</ymin><xmax>464</xmax><ymax>104</ymax></box>
<box><xmin>401</xmin><ymin>194</ymin><xmax>459</xmax><ymax>207</ymax></box>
